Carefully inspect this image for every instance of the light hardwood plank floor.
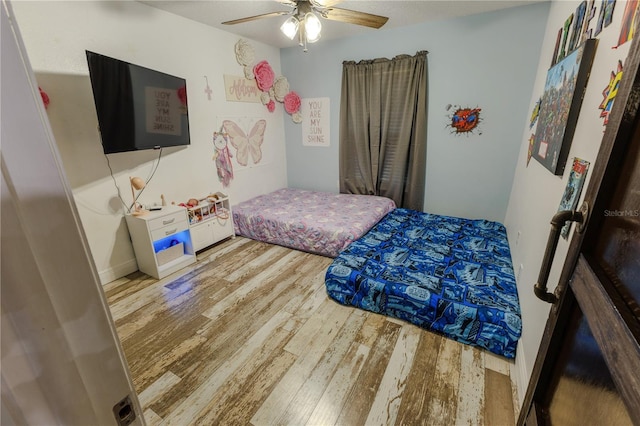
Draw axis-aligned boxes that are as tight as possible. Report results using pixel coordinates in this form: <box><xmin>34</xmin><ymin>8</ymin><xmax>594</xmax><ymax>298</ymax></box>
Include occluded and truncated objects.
<box><xmin>105</xmin><ymin>237</ymin><xmax>519</xmax><ymax>425</ymax></box>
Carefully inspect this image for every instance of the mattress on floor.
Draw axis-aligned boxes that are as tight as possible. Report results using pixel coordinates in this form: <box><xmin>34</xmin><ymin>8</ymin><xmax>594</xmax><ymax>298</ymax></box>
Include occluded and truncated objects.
<box><xmin>232</xmin><ymin>188</ymin><xmax>396</xmax><ymax>257</ymax></box>
<box><xmin>325</xmin><ymin>208</ymin><xmax>521</xmax><ymax>358</ymax></box>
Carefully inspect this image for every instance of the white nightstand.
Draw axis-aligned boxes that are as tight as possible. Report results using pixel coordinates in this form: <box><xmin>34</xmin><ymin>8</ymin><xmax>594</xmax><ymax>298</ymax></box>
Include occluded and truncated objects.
<box><xmin>125</xmin><ymin>205</ymin><xmax>195</xmax><ymax>279</ymax></box>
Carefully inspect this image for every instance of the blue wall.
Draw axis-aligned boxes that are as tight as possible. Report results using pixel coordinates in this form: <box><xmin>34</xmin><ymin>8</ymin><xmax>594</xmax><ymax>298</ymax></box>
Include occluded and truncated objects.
<box><xmin>281</xmin><ymin>2</ymin><xmax>550</xmax><ymax>222</ymax></box>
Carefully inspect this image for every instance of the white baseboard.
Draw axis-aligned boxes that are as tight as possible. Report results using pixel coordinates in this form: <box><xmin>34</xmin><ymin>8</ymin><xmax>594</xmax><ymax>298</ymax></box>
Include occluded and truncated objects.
<box><xmin>98</xmin><ymin>258</ymin><xmax>138</xmax><ymax>285</ymax></box>
<box><xmin>515</xmin><ymin>343</ymin><xmax>530</xmax><ymax>409</ymax></box>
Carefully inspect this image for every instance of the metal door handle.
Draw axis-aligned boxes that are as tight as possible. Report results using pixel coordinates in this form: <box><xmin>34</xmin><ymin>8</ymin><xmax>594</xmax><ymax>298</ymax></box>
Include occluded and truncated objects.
<box><xmin>534</xmin><ymin>202</ymin><xmax>589</xmax><ymax>304</ymax></box>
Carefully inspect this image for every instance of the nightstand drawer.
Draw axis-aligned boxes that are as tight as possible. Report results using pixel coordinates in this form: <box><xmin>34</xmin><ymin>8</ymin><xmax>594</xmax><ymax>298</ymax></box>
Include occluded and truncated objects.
<box><xmin>148</xmin><ymin>210</ymin><xmax>187</xmax><ymax>231</ymax></box>
<box><xmin>150</xmin><ymin>221</ymin><xmax>189</xmax><ymax>241</ymax></box>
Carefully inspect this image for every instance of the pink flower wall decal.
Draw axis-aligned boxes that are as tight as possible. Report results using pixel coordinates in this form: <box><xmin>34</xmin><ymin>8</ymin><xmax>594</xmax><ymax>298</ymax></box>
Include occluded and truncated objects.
<box><xmin>177</xmin><ymin>85</ymin><xmax>187</xmax><ymax>106</ymax></box>
<box><xmin>283</xmin><ymin>91</ymin><xmax>301</xmax><ymax>114</ymax></box>
<box><xmin>232</xmin><ymin>39</ymin><xmax>303</xmax><ymax>124</ymax></box>
<box><xmin>253</xmin><ymin>60</ymin><xmax>275</xmax><ymax>92</ymax></box>
<box><xmin>267</xmin><ymin>99</ymin><xmax>276</xmax><ymax>112</ymax></box>
<box><xmin>39</xmin><ymin>86</ymin><xmax>50</xmax><ymax>109</ymax></box>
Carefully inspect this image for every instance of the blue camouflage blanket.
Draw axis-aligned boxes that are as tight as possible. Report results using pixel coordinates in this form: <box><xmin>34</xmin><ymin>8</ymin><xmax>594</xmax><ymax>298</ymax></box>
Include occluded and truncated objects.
<box><xmin>325</xmin><ymin>208</ymin><xmax>521</xmax><ymax>358</ymax></box>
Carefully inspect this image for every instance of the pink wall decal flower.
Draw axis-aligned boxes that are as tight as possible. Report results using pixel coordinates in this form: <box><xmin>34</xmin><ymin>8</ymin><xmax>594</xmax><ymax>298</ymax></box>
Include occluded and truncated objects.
<box><xmin>283</xmin><ymin>91</ymin><xmax>301</xmax><ymax>114</ymax></box>
<box><xmin>266</xmin><ymin>100</ymin><xmax>276</xmax><ymax>112</ymax></box>
<box><xmin>39</xmin><ymin>86</ymin><xmax>50</xmax><ymax>109</ymax></box>
<box><xmin>177</xmin><ymin>85</ymin><xmax>187</xmax><ymax>106</ymax></box>
<box><xmin>232</xmin><ymin>39</ymin><xmax>302</xmax><ymax>124</ymax></box>
<box><xmin>253</xmin><ymin>60</ymin><xmax>275</xmax><ymax>92</ymax></box>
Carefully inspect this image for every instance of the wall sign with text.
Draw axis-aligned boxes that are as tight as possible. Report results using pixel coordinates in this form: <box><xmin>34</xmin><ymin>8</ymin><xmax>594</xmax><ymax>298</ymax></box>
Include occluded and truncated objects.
<box><xmin>301</xmin><ymin>97</ymin><xmax>330</xmax><ymax>147</ymax></box>
<box><xmin>223</xmin><ymin>74</ymin><xmax>261</xmax><ymax>103</ymax></box>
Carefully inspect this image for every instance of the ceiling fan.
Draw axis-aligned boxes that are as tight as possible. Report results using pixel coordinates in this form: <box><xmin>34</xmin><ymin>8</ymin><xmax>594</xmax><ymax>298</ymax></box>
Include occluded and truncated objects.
<box><xmin>222</xmin><ymin>0</ymin><xmax>389</xmax><ymax>51</ymax></box>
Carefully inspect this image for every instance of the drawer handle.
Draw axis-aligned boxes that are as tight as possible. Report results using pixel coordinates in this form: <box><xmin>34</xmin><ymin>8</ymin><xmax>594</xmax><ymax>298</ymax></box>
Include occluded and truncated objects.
<box><xmin>163</xmin><ymin>218</ymin><xmax>176</xmax><ymax>225</ymax></box>
<box><xmin>165</xmin><ymin>228</ymin><xmax>177</xmax><ymax>236</ymax></box>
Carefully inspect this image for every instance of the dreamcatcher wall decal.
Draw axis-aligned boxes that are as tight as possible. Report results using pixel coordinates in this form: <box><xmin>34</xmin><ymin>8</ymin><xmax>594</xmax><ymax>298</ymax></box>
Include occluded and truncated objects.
<box><xmin>212</xmin><ymin>128</ymin><xmax>234</xmax><ymax>187</ymax></box>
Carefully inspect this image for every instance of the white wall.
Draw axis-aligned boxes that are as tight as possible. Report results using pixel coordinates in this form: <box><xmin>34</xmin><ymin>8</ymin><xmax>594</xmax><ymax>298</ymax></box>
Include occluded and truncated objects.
<box><xmin>13</xmin><ymin>1</ymin><xmax>288</xmax><ymax>284</ymax></box>
<box><xmin>281</xmin><ymin>2</ymin><xmax>551</xmax><ymax>223</ymax></box>
<box><xmin>505</xmin><ymin>0</ymin><xmax>634</xmax><ymax>403</ymax></box>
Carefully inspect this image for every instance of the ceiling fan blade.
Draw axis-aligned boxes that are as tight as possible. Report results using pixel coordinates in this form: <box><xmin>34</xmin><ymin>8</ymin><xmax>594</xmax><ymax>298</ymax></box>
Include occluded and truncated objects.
<box><xmin>222</xmin><ymin>11</ymin><xmax>290</xmax><ymax>25</ymax></box>
<box><xmin>323</xmin><ymin>7</ymin><xmax>388</xmax><ymax>29</ymax></box>
<box><xmin>312</xmin><ymin>0</ymin><xmax>343</xmax><ymax>7</ymax></box>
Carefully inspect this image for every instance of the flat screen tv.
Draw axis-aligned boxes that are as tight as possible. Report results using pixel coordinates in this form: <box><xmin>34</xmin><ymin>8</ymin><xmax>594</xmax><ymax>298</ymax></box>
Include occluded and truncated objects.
<box><xmin>86</xmin><ymin>51</ymin><xmax>190</xmax><ymax>154</ymax></box>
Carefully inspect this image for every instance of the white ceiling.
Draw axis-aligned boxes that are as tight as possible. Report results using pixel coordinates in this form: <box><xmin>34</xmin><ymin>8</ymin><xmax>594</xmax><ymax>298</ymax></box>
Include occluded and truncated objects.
<box><xmin>138</xmin><ymin>0</ymin><xmax>547</xmax><ymax>48</ymax></box>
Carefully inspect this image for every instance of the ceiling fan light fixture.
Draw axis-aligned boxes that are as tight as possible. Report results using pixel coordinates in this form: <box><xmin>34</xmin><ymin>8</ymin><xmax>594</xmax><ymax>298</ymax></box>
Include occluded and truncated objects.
<box><xmin>223</xmin><ymin>2</ymin><xmax>389</xmax><ymax>52</ymax></box>
<box><xmin>280</xmin><ymin>16</ymin><xmax>299</xmax><ymax>40</ymax></box>
<box><xmin>304</xmin><ymin>12</ymin><xmax>322</xmax><ymax>43</ymax></box>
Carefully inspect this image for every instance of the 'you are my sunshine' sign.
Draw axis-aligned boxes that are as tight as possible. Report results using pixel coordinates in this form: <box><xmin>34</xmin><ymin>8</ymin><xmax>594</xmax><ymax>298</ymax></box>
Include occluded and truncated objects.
<box><xmin>302</xmin><ymin>97</ymin><xmax>330</xmax><ymax>147</ymax></box>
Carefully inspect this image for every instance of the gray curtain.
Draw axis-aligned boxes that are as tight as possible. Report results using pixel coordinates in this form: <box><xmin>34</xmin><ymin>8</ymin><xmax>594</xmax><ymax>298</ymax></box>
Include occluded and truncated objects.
<box><xmin>339</xmin><ymin>51</ymin><xmax>428</xmax><ymax>210</ymax></box>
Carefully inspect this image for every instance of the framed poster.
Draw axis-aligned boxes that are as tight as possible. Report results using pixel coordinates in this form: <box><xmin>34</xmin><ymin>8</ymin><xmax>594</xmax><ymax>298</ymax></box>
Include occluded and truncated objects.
<box><xmin>302</xmin><ymin>97</ymin><xmax>330</xmax><ymax>147</ymax></box>
<box><xmin>558</xmin><ymin>157</ymin><xmax>590</xmax><ymax>239</ymax></box>
<box><xmin>532</xmin><ymin>39</ymin><xmax>598</xmax><ymax>175</ymax></box>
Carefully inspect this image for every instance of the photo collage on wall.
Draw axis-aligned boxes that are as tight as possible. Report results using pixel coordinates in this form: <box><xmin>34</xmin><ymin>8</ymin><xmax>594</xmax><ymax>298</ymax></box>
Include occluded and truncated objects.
<box><xmin>526</xmin><ymin>0</ymin><xmax>640</xmax><ymax>171</ymax></box>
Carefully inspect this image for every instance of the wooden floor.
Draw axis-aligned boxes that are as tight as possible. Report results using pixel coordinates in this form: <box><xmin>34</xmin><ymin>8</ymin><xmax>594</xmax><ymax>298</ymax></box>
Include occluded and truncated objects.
<box><xmin>105</xmin><ymin>237</ymin><xmax>519</xmax><ymax>425</ymax></box>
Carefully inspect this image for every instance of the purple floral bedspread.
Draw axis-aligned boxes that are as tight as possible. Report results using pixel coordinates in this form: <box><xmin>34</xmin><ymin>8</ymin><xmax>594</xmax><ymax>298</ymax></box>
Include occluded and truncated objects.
<box><xmin>232</xmin><ymin>188</ymin><xmax>396</xmax><ymax>257</ymax></box>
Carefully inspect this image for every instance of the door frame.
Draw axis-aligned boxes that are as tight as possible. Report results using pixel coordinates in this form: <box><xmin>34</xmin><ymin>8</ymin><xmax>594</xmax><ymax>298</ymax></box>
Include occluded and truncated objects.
<box><xmin>1</xmin><ymin>1</ymin><xmax>143</xmax><ymax>424</ymax></box>
<box><xmin>517</xmin><ymin>18</ymin><xmax>640</xmax><ymax>426</ymax></box>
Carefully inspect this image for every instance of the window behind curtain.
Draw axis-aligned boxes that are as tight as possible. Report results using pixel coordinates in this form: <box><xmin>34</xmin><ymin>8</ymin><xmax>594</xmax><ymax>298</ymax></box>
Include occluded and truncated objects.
<box><xmin>339</xmin><ymin>51</ymin><xmax>428</xmax><ymax>210</ymax></box>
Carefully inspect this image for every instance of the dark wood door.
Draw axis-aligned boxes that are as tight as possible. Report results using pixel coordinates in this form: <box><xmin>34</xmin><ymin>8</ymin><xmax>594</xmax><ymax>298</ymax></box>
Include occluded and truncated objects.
<box><xmin>518</xmin><ymin>33</ymin><xmax>640</xmax><ymax>426</ymax></box>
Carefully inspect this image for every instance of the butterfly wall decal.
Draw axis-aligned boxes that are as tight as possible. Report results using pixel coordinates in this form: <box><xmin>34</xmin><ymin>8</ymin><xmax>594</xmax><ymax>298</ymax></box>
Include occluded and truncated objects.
<box><xmin>222</xmin><ymin>119</ymin><xmax>266</xmax><ymax>166</ymax></box>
